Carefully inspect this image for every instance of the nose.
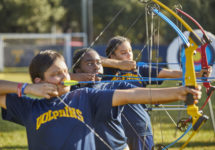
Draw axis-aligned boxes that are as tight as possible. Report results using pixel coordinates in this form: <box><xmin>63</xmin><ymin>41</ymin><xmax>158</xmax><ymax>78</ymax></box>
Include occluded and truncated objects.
<box><xmin>127</xmin><ymin>53</ymin><xmax>132</xmax><ymax>59</ymax></box>
<box><xmin>91</xmin><ymin>62</ymin><xmax>101</xmax><ymax>73</ymax></box>
<box><xmin>61</xmin><ymin>72</ymin><xmax>70</xmax><ymax>82</ymax></box>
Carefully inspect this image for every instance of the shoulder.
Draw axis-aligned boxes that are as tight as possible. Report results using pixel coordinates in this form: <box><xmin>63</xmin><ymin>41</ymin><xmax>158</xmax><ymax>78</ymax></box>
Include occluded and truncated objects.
<box><xmin>120</xmin><ymin>81</ymin><xmax>137</xmax><ymax>88</ymax></box>
<box><xmin>68</xmin><ymin>87</ymin><xmax>104</xmax><ymax>96</ymax></box>
<box><xmin>103</xmin><ymin>67</ymin><xmax>119</xmax><ymax>74</ymax></box>
<box><xmin>111</xmin><ymin>81</ymin><xmax>137</xmax><ymax>89</ymax></box>
<box><xmin>6</xmin><ymin>93</ymin><xmax>39</xmax><ymax>101</ymax></box>
<box><xmin>98</xmin><ymin>81</ymin><xmax>137</xmax><ymax>89</ymax></box>
<box><xmin>138</xmin><ymin>65</ymin><xmax>149</xmax><ymax>71</ymax></box>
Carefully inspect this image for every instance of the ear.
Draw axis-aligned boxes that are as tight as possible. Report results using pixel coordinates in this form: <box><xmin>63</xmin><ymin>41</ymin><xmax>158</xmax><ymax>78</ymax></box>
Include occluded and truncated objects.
<box><xmin>34</xmin><ymin>77</ymin><xmax>42</xmax><ymax>83</ymax></box>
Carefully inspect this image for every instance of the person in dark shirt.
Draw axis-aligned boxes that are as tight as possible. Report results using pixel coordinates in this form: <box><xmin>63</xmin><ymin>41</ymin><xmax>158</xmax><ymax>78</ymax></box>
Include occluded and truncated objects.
<box><xmin>0</xmin><ymin>50</ymin><xmax>201</xmax><ymax>150</ymax></box>
<box><xmin>70</xmin><ymin>48</ymin><xmax>202</xmax><ymax>150</ymax></box>
<box><xmin>71</xmin><ymin>48</ymin><xmax>145</xmax><ymax>150</ymax></box>
<box><xmin>103</xmin><ymin>36</ymin><xmax>210</xmax><ymax>150</ymax></box>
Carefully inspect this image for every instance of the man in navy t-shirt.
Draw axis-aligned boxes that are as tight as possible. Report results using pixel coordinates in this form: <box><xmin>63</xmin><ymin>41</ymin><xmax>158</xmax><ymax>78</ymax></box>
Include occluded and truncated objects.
<box><xmin>0</xmin><ymin>50</ymin><xmax>201</xmax><ymax>150</ymax></box>
<box><xmin>3</xmin><ymin>88</ymin><xmax>116</xmax><ymax>150</ymax></box>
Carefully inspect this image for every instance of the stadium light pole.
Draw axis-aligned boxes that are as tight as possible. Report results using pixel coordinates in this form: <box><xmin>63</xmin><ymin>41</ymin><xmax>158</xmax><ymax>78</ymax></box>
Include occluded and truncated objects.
<box><xmin>81</xmin><ymin>0</ymin><xmax>88</xmax><ymax>44</ymax></box>
<box><xmin>88</xmin><ymin>0</ymin><xmax>93</xmax><ymax>44</ymax></box>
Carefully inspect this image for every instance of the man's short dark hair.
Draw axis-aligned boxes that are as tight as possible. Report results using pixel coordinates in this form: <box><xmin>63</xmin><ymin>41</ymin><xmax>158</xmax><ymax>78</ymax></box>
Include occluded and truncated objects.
<box><xmin>29</xmin><ymin>50</ymin><xmax>64</xmax><ymax>83</ymax></box>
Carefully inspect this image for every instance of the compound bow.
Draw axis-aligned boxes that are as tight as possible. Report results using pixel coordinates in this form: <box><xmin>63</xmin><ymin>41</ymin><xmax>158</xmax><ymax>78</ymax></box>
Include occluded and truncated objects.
<box><xmin>139</xmin><ymin>0</ymin><xmax>209</xmax><ymax>149</ymax></box>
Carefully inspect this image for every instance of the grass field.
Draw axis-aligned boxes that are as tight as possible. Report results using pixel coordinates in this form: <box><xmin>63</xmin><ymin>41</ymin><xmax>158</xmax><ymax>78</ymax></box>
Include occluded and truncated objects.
<box><xmin>0</xmin><ymin>73</ymin><xmax>215</xmax><ymax>150</ymax></box>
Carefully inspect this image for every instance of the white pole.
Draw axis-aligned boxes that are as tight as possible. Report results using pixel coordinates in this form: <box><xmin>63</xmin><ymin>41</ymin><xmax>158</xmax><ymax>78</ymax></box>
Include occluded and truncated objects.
<box><xmin>82</xmin><ymin>0</ymin><xmax>87</xmax><ymax>39</ymax></box>
<box><xmin>0</xmin><ymin>36</ymin><xmax>4</xmax><ymax>71</ymax></box>
<box><xmin>64</xmin><ymin>34</ymin><xmax>72</xmax><ymax>69</ymax></box>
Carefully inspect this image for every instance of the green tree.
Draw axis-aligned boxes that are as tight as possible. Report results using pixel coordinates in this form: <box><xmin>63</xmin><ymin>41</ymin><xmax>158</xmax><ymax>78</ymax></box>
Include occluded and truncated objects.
<box><xmin>59</xmin><ymin>0</ymin><xmax>81</xmax><ymax>33</ymax></box>
<box><xmin>0</xmin><ymin>0</ymin><xmax>65</xmax><ymax>32</ymax></box>
<box><xmin>93</xmin><ymin>0</ymin><xmax>148</xmax><ymax>44</ymax></box>
<box><xmin>92</xmin><ymin>0</ymin><xmax>215</xmax><ymax>44</ymax></box>
<box><xmin>0</xmin><ymin>0</ymin><xmax>215</xmax><ymax>45</ymax></box>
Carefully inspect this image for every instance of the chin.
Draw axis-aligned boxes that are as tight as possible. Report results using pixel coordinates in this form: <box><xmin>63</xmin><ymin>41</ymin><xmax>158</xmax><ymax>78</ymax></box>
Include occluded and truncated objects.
<box><xmin>59</xmin><ymin>87</ymin><xmax>70</xmax><ymax>96</ymax></box>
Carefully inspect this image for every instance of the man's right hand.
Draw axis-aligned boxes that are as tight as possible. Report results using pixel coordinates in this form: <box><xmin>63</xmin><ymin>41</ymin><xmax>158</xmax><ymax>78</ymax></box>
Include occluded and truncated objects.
<box><xmin>26</xmin><ymin>83</ymin><xmax>58</xmax><ymax>99</ymax></box>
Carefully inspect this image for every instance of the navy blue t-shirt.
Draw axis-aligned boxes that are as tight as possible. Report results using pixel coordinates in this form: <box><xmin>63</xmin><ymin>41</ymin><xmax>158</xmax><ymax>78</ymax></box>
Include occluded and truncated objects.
<box><xmin>72</xmin><ymin>83</ymin><xmax>129</xmax><ymax>150</ymax></box>
<box><xmin>103</xmin><ymin>65</ymin><xmax>163</xmax><ymax>87</ymax></box>
<box><xmin>102</xmin><ymin>66</ymin><xmax>162</xmax><ymax>138</ymax></box>
<box><xmin>71</xmin><ymin>81</ymin><xmax>153</xmax><ymax>150</ymax></box>
<box><xmin>93</xmin><ymin>81</ymin><xmax>153</xmax><ymax>138</ymax></box>
<box><xmin>2</xmin><ymin>88</ymin><xmax>119</xmax><ymax>150</ymax></box>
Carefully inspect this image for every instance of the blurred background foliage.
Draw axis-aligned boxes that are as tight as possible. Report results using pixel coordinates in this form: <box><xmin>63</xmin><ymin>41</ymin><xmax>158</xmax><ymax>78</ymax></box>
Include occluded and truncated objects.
<box><xmin>0</xmin><ymin>0</ymin><xmax>214</xmax><ymax>45</ymax></box>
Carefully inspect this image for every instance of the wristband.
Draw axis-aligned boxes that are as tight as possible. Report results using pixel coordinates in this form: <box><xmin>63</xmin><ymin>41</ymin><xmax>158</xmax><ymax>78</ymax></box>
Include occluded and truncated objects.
<box><xmin>17</xmin><ymin>83</ymin><xmax>23</xmax><ymax>97</ymax></box>
<box><xmin>21</xmin><ymin>83</ymin><xmax>28</xmax><ymax>96</ymax></box>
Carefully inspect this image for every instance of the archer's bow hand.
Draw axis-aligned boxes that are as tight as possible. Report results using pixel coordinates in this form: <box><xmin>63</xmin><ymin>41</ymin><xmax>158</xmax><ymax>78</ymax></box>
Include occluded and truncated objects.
<box><xmin>179</xmin><ymin>86</ymin><xmax>202</xmax><ymax>103</ymax></box>
<box><xmin>197</xmin><ymin>66</ymin><xmax>212</xmax><ymax>78</ymax></box>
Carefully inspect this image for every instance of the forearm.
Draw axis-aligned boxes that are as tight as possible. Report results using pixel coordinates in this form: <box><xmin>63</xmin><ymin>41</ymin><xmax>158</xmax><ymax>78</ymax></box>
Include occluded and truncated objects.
<box><xmin>158</xmin><ymin>69</ymin><xmax>183</xmax><ymax>78</ymax></box>
<box><xmin>0</xmin><ymin>80</ymin><xmax>32</xmax><ymax>98</ymax></box>
<box><xmin>158</xmin><ymin>68</ymin><xmax>201</xmax><ymax>78</ymax></box>
<box><xmin>129</xmin><ymin>87</ymin><xmax>183</xmax><ymax>104</ymax></box>
<box><xmin>0</xmin><ymin>80</ymin><xmax>19</xmax><ymax>94</ymax></box>
<box><xmin>101</xmin><ymin>56</ymin><xmax>119</xmax><ymax>68</ymax></box>
<box><xmin>0</xmin><ymin>80</ymin><xmax>59</xmax><ymax>109</ymax></box>
<box><xmin>0</xmin><ymin>80</ymin><xmax>58</xmax><ymax>99</ymax></box>
<box><xmin>101</xmin><ymin>56</ymin><xmax>136</xmax><ymax>70</ymax></box>
<box><xmin>112</xmin><ymin>87</ymin><xmax>185</xmax><ymax>106</ymax></box>
<box><xmin>0</xmin><ymin>80</ymin><xmax>20</xmax><ymax>109</ymax></box>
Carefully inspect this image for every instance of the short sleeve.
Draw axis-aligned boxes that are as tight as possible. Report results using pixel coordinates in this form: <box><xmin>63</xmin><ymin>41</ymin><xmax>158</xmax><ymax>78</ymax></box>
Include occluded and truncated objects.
<box><xmin>87</xmin><ymin>88</ymin><xmax>122</xmax><ymax>122</ymax></box>
<box><xmin>138</xmin><ymin>65</ymin><xmax>163</xmax><ymax>85</ymax></box>
<box><xmin>2</xmin><ymin>94</ymin><xmax>35</xmax><ymax>126</ymax></box>
<box><xmin>117</xmin><ymin>81</ymin><xmax>137</xmax><ymax>89</ymax></box>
